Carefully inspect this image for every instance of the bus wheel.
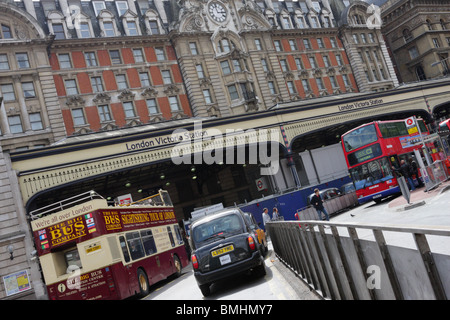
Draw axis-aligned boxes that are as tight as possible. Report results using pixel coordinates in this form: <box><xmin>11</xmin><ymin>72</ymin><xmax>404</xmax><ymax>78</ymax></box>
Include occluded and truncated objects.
<box><xmin>173</xmin><ymin>255</ymin><xmax>182</xmax><ymax>277</ymax></box>
<box><xmin>137</xmin><ymin>269</ymin><xmax>149</xmax><ymax>297</ymax></box>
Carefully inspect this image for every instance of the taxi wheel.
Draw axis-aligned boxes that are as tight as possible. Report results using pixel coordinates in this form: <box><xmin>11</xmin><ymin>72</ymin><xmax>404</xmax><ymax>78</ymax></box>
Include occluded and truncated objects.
<box><xmin>137</xmin><ymin>268</ymin><xmax>149</xmax><ymax>297</ymax></box>
<box><xmin>199</xmin><ymin>284</ymin><xmax>211</xmax><ymax>297</ymax></box>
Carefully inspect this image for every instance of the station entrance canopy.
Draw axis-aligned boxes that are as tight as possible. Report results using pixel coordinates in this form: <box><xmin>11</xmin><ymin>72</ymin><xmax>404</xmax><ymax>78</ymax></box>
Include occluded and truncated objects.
<box><xmin>11</xmin><ymin>79</ymin><xmax>450</xmax><ymax>208</ymax></box>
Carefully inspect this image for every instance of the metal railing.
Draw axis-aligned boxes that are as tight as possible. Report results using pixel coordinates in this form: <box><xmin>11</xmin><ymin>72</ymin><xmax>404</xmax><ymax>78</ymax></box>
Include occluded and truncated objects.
<box><xmin>295</xmin><ymin>192</ymin><xmax>358</xmax><ymax>221</ymax></box>
<box><xmin>266</xmin><ymin>220</ymin><xmax>450</xmax><ymax>300</ymax></box>
<box><xmin>421</xmin><ymin>160</ymin><xmax>449</xmax><ymax>191</ymax></box>
<box><xmin>29</xmin><ymin>190</ymin><xmax>104</xmax><ymax>220</ymax></box>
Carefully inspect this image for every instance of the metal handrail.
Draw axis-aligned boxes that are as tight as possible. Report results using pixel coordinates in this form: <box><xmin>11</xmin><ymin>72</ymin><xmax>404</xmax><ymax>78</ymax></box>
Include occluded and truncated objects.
<box><xmin>29</xmin><ymin>190</ymin><xmax>104</xmax><ymax>220</ymax></box>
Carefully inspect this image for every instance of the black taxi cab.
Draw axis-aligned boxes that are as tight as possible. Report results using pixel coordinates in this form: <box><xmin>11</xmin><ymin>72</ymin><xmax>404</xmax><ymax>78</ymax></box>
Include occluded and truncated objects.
<box><xmin>189</xmin><ymin>208</ymin><xmax>266</xmax><ymax>296</ymax></box>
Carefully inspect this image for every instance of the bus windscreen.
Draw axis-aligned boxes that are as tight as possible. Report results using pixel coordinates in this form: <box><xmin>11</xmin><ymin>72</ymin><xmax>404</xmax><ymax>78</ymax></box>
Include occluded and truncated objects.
<box><xmin>343</xmin><ymin>124</ymin><xmax>378</xmax><ymax>151</ymax></box>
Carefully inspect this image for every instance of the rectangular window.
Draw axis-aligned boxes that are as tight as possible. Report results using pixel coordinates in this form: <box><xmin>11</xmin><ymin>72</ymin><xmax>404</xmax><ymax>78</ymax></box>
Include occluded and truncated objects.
<box><xmin>79</xmin><ymin>23</ymin><xmax>91</xmax><ymax>38</ymax></box>
<box><xmin>311</xmin><ymin>17</ymin><xmax>319</xmax><ymax>28</ymax></box>
<box><xmin>303</xmin><ymin>39</ymin><xmax>311</xmax><ymax>50</ymax></box>
<box><xmin>342</xmin><ymin>74</ymin><xmax>350</xmax><ymax>86</ymax></box>
<box><xmin>329</xmin><ymin>75</ymin><xmax>338</xmax><ymax>88</ymax></box>
<box><xmin>133</xmin><ymin>49</ymin><xmax>144</xmax><ymax>63</ymax></box>
<box><xmin>140</xmin><ymin>230</ymin><xmax>157</xmax><ymax>255</ymax></box>
<box><xmin>196</xmin><ymin>64</ymin><xmax>205</xmax><ymax>78</ymax></box>
<box><xmin>126</xmin><ymin>232</ymin><xmax>145</xmax><ymax>261</ymax></box>
<box><xmin>408</xmin><ymin>47</ymin><xmax>419</xmax><ymax>59</ymax></box>
<box><xmin>295</xmin><ymin>58</ymin><xmax>303</xmax><ymax>70</ymax></box>
<box><xmin>0</xmin><ymin>54</ymin><xmax>9</xmax><ymax>70</ymax></box>
<box><xmin>8</xmin><ymin>115</ymin><xmax>23</xmax><ymax>133</ymax></box>
<box><xmin>317</xmin><ymin>38</ymin><xmax>324</xmax><ymax>48</ymax></box>
<box><xmin>232</xmin><ymin>59</ymin><xmax>241</xmax><ymax>72</ymax></box>
<box><xmin>280</xmin><ymin>59</ymin><xmax>288</xmax><ymax>72</ymax></box>
<box><xmin>220</xmin><ymin>60</ymin><xmax>231</xmax><ymax>75</ymax></box>
<box><xmin>274</xmin><ymin>40</ymin><xmax>282</xmax><ymax>52</ymax></box>
<box><xmin>91</xmin><ymin>77</ymin><xmax>104</xmax><ymax>93</ymax></box>
<box><xmin>255</xmin><ymin>39</ymin><xmax>262</xmax><ymax>50</ymax></box>
<box><xmin>1</xmin><ymin>84</ymin><xmax>15</xmax><ymax>102</ymax></box>
<box><xmin>289</xmin><ymin>39</ymin><xmax>297</xmax><ymax>51</ymax></box>
<box><xmin>149</xmin><ymin>20</ymin><xmax>160</xmax><ymax>35</ymax></box>
<box><xmin>16</xmin><ymin>53</ymin><xmax>30</xmax><ymax>69</ymax></box>
<box><xmin>287</xmin><ymin>81</ymin><xmax>296</xmax><ymax>94</ymax></box>
<box><xmin>1</xmin><ymin>24</ymin><xmax>12</xmax><ymax>39</ymax></box>
<box><xmin>58</xmin><ymin>54</ymin><xmax>72</xmax><ymax>69</ymax></box>
<box><xmin>71</xmin><ymin>108</ymin><xmax>85</xmax><ymax>126</ymax></box>
<box><xmin>161</xmin><ymin>70</ymin><xmax>172</xmax><ymax>84</ymax></box>
<box><xmin>227</xmin><ymin>84</ymin><xmax>239</xmax><ymax>100</ymax></box>
<box><xmin>433</xmin><ymin>38</ymin><xmax>440</xmax><ymax>48</ymax></box>
<box><xmin>361</xmin><ymin>33</ymin><xmax>367</xmax><ymax>44</ymax></box>
<box><xmin>261</xmin><ymin>58</ymin><xmax>269</xmax><ymax>72</ymax></box>
<box><xmin>335</xmin><ymin>54</ymin><xmax>343</xmax><ymax>66</ymax></box>
<box><xmin>369</xmin><ymin>33</ymin><xmax>375</xmax><ymax>43</ymax></box>
<box><xmin>301</xmin><ymin>79</ymin><xmax>310</xmax><ymax>91</ymax></box>
<box><xmin>353</xmin><ymin>34</ymin><xmax>359</xmax><ymax>44</ymax></box>
<box><xmin>127</xmin><ymin>21</ymin><xmax>138</xmax><ymax>36</ymax></box>
<box><xmin>139</xmin><ymin>72</ymin><xmax>150</xmax><ymax>87</ymax></box>
<box><xmin>116</xmin><ymin>1</ymin><xmax>129</xmax><ymax>16</ymax></box>
<box><xmin>30</xmin><ymin>112</ymin><xmax>43</xmax><ymax>130</ymax></box>
<box><xmin>52</xmin><ymin>23</ymin><xmax>65</xmax><ymax>40</ymax></box>
<box><xmin>123</xmin><ymin>101</ymin><xmax>136</xmax><ymax>118</ymax></box>
<box><xmin>103</xmin><ymin>22</ymin><xmax>115</xmax><ymax>37</ymax></box>
<box><xmin>65</xmin><ymin>79</ymin><xmax>78</xmax><ymax>95</ymax></box>
<box><xmin>309</xmin><ymin>57</ymin><xmax>317</xmax><ymax>68</ymax></box>
<box><xmin>323</xmin><ymin>55</ymin><xmax>331</xmax><ymax>68</ymax></box>
<box><xmin>155</xmin><ymin>47</ymin><xmax>165</xmax><ymax>61</ymax></box>
<box><xmin>168</xmin><ymin>96</ymin><xmax>180</xmax><ymax>111</ymax></box>
<box><xmin>146</xmin><ymin>99</ymin><xmax>158</xmax><ymax>115</ymax></box>
<box><xmin>116</xmin><ymin>74</ymin><xmax>128</xmax><ymax>90</ymax></box>
<box><xmin>268</xmin><ymin>81</ymin><xmax>276</xmax><ymax>95</ymax></box>
<box><xmin>330</xmin><ymin>37</ymin><xmax>337</xmax><ymax>48</ymax></box>
<box><xmin>22</xmin><ymin>82</ymin><xmax>36</xmax><ymax>98</ymax></box>
<box><xmin>97</xmin><ymin>104</ymin><xmax>112</xmax><ymax>122</ymax></box>
<box><xmin>189</xmin><ymin>42</ymin><xmax>198</xmax><ymax>55</ymax></box>
<box><xmin>93</xmin><ymin>1</ymin><xmax>106</xmax><ymax>16</ymax></box>
<box><xmin>84</xmin><ymin>52</ymin><xmax>97</xmax><ymax>67</ymax></box>
<box><xmin>203</xmin><ymin>89</ymin><xmax>213</xmax><ymax>104</ymax></box>
<box><xmin>109</xmin><ymin>50</ymin><xmax>122</xmax><ymax>65</ymax></box>
<box><xmin>283</xmin><ymin>17</ymin><xmax>291</xmax><ymax>29</ymax></box>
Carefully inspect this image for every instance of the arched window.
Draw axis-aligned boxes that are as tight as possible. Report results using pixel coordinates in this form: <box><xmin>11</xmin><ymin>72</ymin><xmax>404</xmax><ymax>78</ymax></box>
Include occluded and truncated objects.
<box><xmin>403</xmin><ymin>29</ymin><xmax>413</xmax><ymax>42</ymax></box>
<box><xmin>440</xmin><ymin>19</ymin><xmax>447</xmax><ymax>30</ymax></box>
<box><xmin>218</xmin><ymin>38</ymin><xmax>235</xmax><ymax>53</ymax></box>
<box><xmin>426</xmin><ymin>19</ymin><xmax>433</xmax><ymax>30</ymax></box>
<box><xmin>0</xmin><ymin>24</ymin><xmax>12</xmax><ymax>39</ymax></box>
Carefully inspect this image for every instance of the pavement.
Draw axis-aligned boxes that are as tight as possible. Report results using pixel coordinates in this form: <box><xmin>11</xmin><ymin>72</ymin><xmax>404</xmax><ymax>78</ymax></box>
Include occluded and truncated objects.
<box><xmin>387</xmin><ymin>179</ymin><xmax>450</xmax><ymax>211</ymax></box>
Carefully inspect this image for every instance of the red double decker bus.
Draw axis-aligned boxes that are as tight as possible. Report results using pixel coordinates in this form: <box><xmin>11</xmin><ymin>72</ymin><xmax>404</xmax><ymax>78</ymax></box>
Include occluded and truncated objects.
<box><xmin>341</xmin><ymin>118</ymin><xmax>429</xmax><ymax>204</ymax></box>
<box><xmin>30</xmin><ymin>190</ymin><xmax>188</xmax><ymax>300</ymax></box>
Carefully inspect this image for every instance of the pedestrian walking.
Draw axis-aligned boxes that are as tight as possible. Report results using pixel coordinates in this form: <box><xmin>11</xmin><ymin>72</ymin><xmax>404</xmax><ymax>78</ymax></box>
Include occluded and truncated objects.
<box><xmin>311</xmin><ymin>188</ymin><xmax>330</xmax><ymax>221</ymax></box>
<box><xmin>262</xmin><ymin>208</ymin><xmax>271</xmax><ymax>238</ymax></box>
<box><xmin>392</xmin><ymin>160</ymin><xmax>416</xmax><ymax>191</ymax></box>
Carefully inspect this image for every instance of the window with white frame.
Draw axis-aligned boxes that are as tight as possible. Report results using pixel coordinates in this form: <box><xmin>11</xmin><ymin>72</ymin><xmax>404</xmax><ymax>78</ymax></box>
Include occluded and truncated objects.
<box><xmin>149</xmin><ymin>20</ymin><xmax>160</xmax><ymax>35</ymax></box>
<box><xmin>52</xmin><ymin>23</ymin><xmax>66</xmax><ymax>40</ymax></box>
<box><xmin>196</xmin><ymin>64</ymin><xmax>205</xmax><ymax>78</ymax></box>
<box><xmin>295</xmin><ymin>58</ymin><xmax>303</xmax><ymax>70</ymax></box>
<box><xmin>155</xmin><ymin>47</ymin><xmax>165</xmax><ymax>61</ymax></box>
<box><xmin>189</xmin><ymin>42</ymin><xmax>198</xmax><ymax>55</ymax></box>
<box><xmin>29</xmin><ymin>112</ymin><xmax>43</xmax><ymax>130</ymax></box>
<box><xmin>79</xmin><ymin>23</ymin><xmax>91</xmax><ymax>38</ymax></box>
<box><xmin>1</xmin><ymin>84</ymin><xmax>15</xmax><ymax>102</ymax></box>
<box><xmin>220</xmin><ymin>60</ymin><xmax>231</xmax><ymax>75</ymax></box>
<box><xmin>283</xmin><ymin>17</ymin><xmax>291</xmax><ymax>29</ymax></box>
<box><xmin>309</xmin><ymin>57</ymin><xmax>317</xmax><ymax>68</ymax></box>
<box><xmin>274</xmin><ymin>40</ymin><xmax>282</xmax><ymax>52</ymax></box>
<box><xmin>22</xmin><ymin>82</ymin><xmax>36</xmax><ymax>98</ymax></box>
<box><xmin>65</xmin><ymin>79</ymin><xmax>78</xmax><ymax>95</ymax></box>
<box><xmin>287</xmin><ymin>81</ymin><xmax>296</xmax><ymax>94</ymax></box>
<box><xmin>123</xmin><ymin>101</ymin><xmax>136</xmax><ymax>118</ymax></box>
<box><xmin>227</xmin><ymin>84</ymin><xmax>239</xmax><ymax>100</ymax></box>
<box><xmin>84</xmin><ymin>52</ymin><xmax>97</xmax><ymax>67</ymax></box>
<box><xmin>311</xmin><ymin>17</ymin><xmax>320</xmax><ymax>28</ymax></box>
<box><xmin>317</xmin><ymin>38</ymin><xmax>324</xmax><ymax>48</ymax></box>
<box><xmin>146</xmin><ymin>99</ymin><xmax>159</xmax><ymax>114</ymax></box>
<box><xmin>133</xmin><ymin>49</ymin><xmax>144</xmax><ymax>63</ymax></box>
<box><xmin>280</xmin><ymin>59</ymin><xmax>289</xmax><ymax>72</ymax></box>
<box><xmin>102</xmin><ymin>21</ymin><xmax>116</xmax><ymax>37</ymax></box>
<box><xmin>161</xmin><ymin>70</ymin><xmax>173</xmax><ymax>84</ymax></box>
<box><xmin>116</xmin><ymin>74</ymin><xmax>128</xmax><ymax>90</ymax></box>
<box><xmin>139</xmin><ymin>72</ymin><xmax>151</xmax><ymax>87</ymax></box>
<box><xmin>297</xmin><ymin>16</ymin><xmax>306</xmax><ymax>28</ymax></box>
<box><xmin>168</xmin><ymin>96</ymin><xmax>180</xmax><ymax>111</ymax></box>
<box><xmin>71</xmin><ymin>108</ymin><xmax>86</xmax><ymax>126</ymax></box>
<box><xmin>58</xmin><ymin>53</ymin><xmax>72</xmax><ymax>69</ymax></box>
<box><xmin>93</xmin><ymin>1</ymin><xmax>106</xmax><ymax>16</ymax></box>
<box><xmin>91</xmin><ymin>77</ymin><xmax>104</xmax><ymax>93</ymax></box>
<box><xmin>289</xmin><ymin>39</ymin><xmax>297</xmax><ymax>51</ymax></box>
<box><xmin>116</xmin><ymin>1</ymin><xmax>129</xmax><ymax>16</ymax></box>
<box><xmin>109</xmin><ymin>50</ymin><xmax>122</xmax><ymax>64</ymax></box>
<box><xmin>8</xmin><ymin>115</ymin><xmax>23</xmax><ymax>133</ymax></box>
<box><xmin>16</xmin><ymin>53</ymin><xmax>30</xmax><ymax>69</ymax></box>
<box><xmin>203</xmin><ymin>89</ymin><xmax>213</xmax><ymax>104</ymax></box>
<box><xmin>126</xmin><ymin>21</ymin><xmax>139</xmax><ymax>36</ymax></box>
<box><xmin>0</xmin><ymin>54</ymin><xmax>9</xmax><ymax>70</ymax></box>
<box><xmin>97</xmin><ymin>104</ymin><xmax>112</xmax><ymax>122</ymax></box>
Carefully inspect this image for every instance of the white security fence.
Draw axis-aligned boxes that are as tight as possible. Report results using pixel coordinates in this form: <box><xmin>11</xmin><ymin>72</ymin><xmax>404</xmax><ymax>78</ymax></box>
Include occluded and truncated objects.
<box><xmin>295</xmin><ymin>192</ymin><xmax>358</xmax><ymax>221</ymax></box>
<box><xmin>266</xmin><ymin>220</ymin><xmax>450</xmax><ymax>300</ymax></box>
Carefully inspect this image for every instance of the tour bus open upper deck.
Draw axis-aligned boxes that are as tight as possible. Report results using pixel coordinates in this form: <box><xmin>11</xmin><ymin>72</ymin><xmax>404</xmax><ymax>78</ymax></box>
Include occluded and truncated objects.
<box><xmin>29</xmin><ymin>190</ymin><xmax>188</xmax><ymax>300</ymax></box>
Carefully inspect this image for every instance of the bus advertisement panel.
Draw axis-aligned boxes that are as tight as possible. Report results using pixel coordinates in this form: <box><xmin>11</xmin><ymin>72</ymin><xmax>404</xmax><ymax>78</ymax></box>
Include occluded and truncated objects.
<box><xmin>341</xmin><ymin>118</ymin><xmax>429</xmax><ymax>204</ymax></box>
<box><xmin>30</xmin><ymin>191</ymin><xmax>188</xmax><ymax>300</ymax></box>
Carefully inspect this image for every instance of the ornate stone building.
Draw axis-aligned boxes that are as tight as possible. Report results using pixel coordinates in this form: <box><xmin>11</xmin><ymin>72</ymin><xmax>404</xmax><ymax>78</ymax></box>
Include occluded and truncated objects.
<box><xmin>381</xmin><ymin>0</ymin><xmax>450</xmax><ymax>88</ymax></box>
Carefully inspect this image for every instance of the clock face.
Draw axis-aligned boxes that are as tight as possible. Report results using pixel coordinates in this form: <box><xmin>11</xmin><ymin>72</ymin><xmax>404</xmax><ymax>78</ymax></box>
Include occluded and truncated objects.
<box><xmin>209</xmin><ymin>2</ymin><xmax>227</xmax><ymax>22</ymax></box>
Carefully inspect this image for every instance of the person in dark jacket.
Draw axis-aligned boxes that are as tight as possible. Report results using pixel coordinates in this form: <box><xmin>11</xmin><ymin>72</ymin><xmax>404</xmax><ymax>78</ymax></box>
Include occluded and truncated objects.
<box><xmin>392</xmin><ymin>160</ymin><xmax>416</xmax><ymax>191</ymax></box>
<box><xmin>311</xmin><ymin>188</ymin><xmax>330</xmax><ymax>221</ymax></box>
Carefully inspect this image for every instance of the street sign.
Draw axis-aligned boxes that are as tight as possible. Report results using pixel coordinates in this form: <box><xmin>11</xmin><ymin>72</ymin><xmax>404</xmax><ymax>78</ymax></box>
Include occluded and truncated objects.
<box><xmin>255</xmin><ymin>177</ymin><xmax>268</xmax><ymax>191</ymax></box>
<box><xmin>405</xmin><ymin>116</ymin><xmax>418</xmax><ymax>135</ymax></box>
